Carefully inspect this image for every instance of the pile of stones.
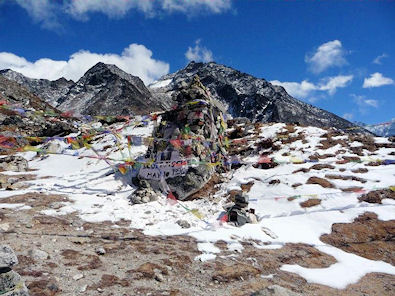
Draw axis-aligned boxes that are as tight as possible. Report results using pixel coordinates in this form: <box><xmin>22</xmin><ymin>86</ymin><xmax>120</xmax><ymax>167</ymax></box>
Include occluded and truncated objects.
<box><xmin>225</xmin><ymin>192</ymin><xmax>257</xmax><ymax>226</ymax></box>
<box><xmin>133</xmin><ymin>75</ymin><xmax>228</xmax><ymax>201</ymax></box>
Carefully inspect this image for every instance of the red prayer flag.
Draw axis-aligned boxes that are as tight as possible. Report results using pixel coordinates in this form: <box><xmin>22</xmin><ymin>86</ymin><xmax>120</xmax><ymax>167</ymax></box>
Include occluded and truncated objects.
<box><xmin>167</xmin><ymin>191</ymin><xmax>178</xmax><ymax>205</ymax></box>
<box><xmin>219</xmin><ymin>214</ymin><xmax>228</xmax><ymax>223</ymax></box>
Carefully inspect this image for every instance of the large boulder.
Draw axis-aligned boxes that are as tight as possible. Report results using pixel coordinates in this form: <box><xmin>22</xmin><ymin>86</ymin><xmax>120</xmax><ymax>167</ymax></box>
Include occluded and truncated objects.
<box><xmin>0</xmin><ymin>245</ymin><xmax>29</xmax><ymax>296</ymax></box>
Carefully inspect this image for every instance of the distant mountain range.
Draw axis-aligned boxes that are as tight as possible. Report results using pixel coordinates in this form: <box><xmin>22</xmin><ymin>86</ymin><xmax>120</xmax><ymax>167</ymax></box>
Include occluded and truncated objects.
<box><xmin>356</xmin><ymin>119</ymin><xmax>395</xmax><ymax>137</ymax></box>
<box><xmin>1</xmin><ymin>61</ymin><xmax>369</xmax><ymax>133</ymax></box>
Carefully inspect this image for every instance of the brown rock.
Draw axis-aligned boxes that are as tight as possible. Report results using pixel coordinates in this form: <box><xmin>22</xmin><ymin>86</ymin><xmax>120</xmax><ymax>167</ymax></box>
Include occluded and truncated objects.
<box><xmin>320</xmin><ymin>212</ymin><xmax>395</xmax><ymax>264</ymax></box>
<box><xmin>351</xmin><ymin>168</ymin><xmax>369</xmax><ymax>174</ymax></box>
<box><xmin>358</xmin><ymin>189</ymin><xmax>395</xmax><ymax>204</ymax></box>
<box><xmin>241</xmin><ymin>181</ymin><xmax>254</xmax><ymax>192</ymax></box>
<box><xmin>292</xmin><ymin>168</ymin><xmax>309</xmax><ymax>174</ymax></box>
<box><xmin>306</xmin><ymin>177</ymin><xmax>335</xmax><ymax>188</ymax></box>
<box><xmin>128</xmin><ymin>262</ymin><xmax>168</xmax><ymax>280</ymax></box>
<box><xmin>325</xmin><ymin>174</ymin><xmax>367</xmax><ymax>183</ymax></box>
<box><xmin>269</xmin><ymin>179</ymin><xmax>280</xmax><ymax>185</ymax></box>
<box><xmin>212</xmin><ymin>263</ymin><xmax>261</xmax><ymax>283</ymax></box>
<box><xmin>310</xmin><ymin>164</ymin><xmax>335</xmax><ymax>170</ymax></box>
<box><xmin>300</xmin><ymin>198</ymin><xmax>321</xmax><ymax>208</ymax></box>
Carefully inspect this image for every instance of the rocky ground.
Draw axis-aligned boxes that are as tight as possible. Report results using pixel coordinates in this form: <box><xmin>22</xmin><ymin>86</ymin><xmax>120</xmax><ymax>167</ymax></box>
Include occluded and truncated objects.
<box><xmin>0</xmin><ymin>184</ymin><xmax>394</xmax><ymax>296</ymax></box>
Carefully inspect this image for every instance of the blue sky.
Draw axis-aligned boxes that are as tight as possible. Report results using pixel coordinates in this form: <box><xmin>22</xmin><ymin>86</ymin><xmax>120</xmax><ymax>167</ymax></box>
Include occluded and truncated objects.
<box><xmin>0</xmin><ymin>0</ymin><xmax>394</xmax><ymax>124</ymax></box>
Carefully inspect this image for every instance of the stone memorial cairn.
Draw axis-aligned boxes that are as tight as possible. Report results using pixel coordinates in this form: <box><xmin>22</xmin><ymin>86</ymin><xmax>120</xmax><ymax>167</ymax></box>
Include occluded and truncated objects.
<box><xmin>133</xmin><ymin>75</ymin><xmax>228</xmax><ymax>201</ymax></box>
<box><xmin>225</xmin><ymin>192</ymin><xmax>258</xmax><ymax>226</ymax></box>
<box><xmin>0</xmin><ymin>245</ymin><xmax>29</xmax><ymax>295</ymax></box>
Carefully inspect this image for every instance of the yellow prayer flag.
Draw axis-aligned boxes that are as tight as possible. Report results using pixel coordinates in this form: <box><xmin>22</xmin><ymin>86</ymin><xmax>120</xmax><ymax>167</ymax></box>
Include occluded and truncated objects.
<box><xmin>190</xmin><ymin>209</ymin><xmax>204</xmax><ymax>219</ymax></box>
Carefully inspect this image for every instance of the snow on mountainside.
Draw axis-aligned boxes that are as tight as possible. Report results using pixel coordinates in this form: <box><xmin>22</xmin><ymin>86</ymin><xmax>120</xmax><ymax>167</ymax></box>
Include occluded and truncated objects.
<box><xmin>58</xmin><ymin>63</ymin><xmax>164</xmax><ymax>116</ymax></box>
<box><xmin>150</xmin><ymin>62</ymin><xmax>366</xmax><ymax>133</ymax></box>
<box><xmin>1</xmin><ymin>117</ymin><xmax>394</xmax><ymax>294</ymax></box>
<box><xmin>360</xmin><ymin>119</ymin><xmax>395</xmax><ymax>137</ymax></box>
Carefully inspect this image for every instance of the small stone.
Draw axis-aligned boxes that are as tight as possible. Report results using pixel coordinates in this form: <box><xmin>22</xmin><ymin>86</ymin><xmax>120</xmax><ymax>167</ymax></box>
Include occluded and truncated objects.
<box><xmin>141</xmin><ymin>195</ymin><xmax>150</xmax><ymax>203</ymax></box>
<box><xmin>154</xmin><ymin>272</ymin><xmax>164</xmax><ymax>282</ymax></box>
<box><xmin>25</xmin><ymin>224</ymin><xmax>32</xmax><ymax>229</ymax></box>
<box><xmin>251</xmin><ymin>285</ymin><xmax>302</xmax><ymax>296</ymax></box>
<box><xmin>95</xmin><ymin>247</ymin><xmax>106</xmax><ymax>255</ymax></box>
<box><xmin>0</xmin><ymin>223</ymin><xmax>10</xmax><ymax>232</ymax></box>
<box><xmin>79</xmin><ymin>284</ymin><xmax>88</xmax><ymax>293</ymax></box>
<box><xmin>97</xmin><ymin>288</ymin><xmax>103</xmax><ymax>293</ymax></box>
<box><xmin>0</xmin><ymin>245</ymin><xmax>18</xmax><ymax>268</ymax></box>
<box><xmin>176</xmin><ymin>220</ymin><xmax>191</xmax><ymax>229</ymax></box>
<box><xmin>149</xmin><ymin>194</ymin><xmax>158</xmax><ymax>201</ymax></box>
<box><xmin>73</xmin><ymin>273</ymin><xmax>84</xmax><ymax>281</ymax></box>
<box><xmin>28</xmin><ymin>249</ymin><xmax>49</xmax><ymax>261</ymax></box>
<box><xmin>50</xmin><ymin>202</ymin><xmax>63</xmax><ymax>209</ymax></box>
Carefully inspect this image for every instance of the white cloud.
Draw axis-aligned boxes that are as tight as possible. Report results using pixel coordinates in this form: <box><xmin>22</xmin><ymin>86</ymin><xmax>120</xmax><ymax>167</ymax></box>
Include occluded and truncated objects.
<box><xmin>373</xmin><ymin>53</ymin><xmax>388</xmax><ymax>65</ymax></box>
<box><xmin>363</xmin><ymin>72</ymin><xmax>394</xmax><ymax>88</ymax></box>
<box><xmin>343</xmin><ymin>113</ymin><xmax>353</xmax><ymax>121</ymax></box>
<box><xmin>352</xmin><ymin>94</ymin><xmax>379</xmax><ymax>114</ymax></box>
<box><xmin>270</xmin><ymin>80</ymin><xmax>316</xmax><ymax>98</ymax></box>
<box><xmin>161</xmin><ymin>0</ymin><xmax>232</xmax><ymax>14</ymax></box>
<box><xmin>66</xmin><ymin>0</ymin><xmax>153</xmax><ymax>19</ymax></box>
<box><xmin>185</xmin><ymin>40</ymin><xmax>213</xmax><ymax>63</ymax></box>
<box><xmin>270</xmin><ymin>75</ymin><xmax>353</xmax><ymax>99</ymax></box>
<box><xmin>364</xmin><ymin>99</ymin><xmax>379</xmax><ymax>108</ymax></box>
<box><xmin>305</xmin><ymin>40</ymin><xmax>347</xmax><ymax>74</ymax></box>
<box><xmin>0</xmin><ymin>44</ymin><xmax>169</xmax><ymax>85</ymax></box>
<box><xmin>14</xmin><ymin>0</ymin><xmax>60</xmax><ymax>29</ymax></box>
<box><xmin>318</xmin><ymin>75</ymin><xmax>353</xmax><ymax>95</ymax></box>
<box><xmin>14</xmin><ymin>0</ymin><xmax>232</xmax><ymax>26</ymax></box>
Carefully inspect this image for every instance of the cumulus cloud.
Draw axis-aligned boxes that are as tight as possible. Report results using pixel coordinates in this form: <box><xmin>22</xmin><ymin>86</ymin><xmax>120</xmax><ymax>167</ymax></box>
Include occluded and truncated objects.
<box><xmin>270</xmin><ymin>75</ymin><xmax>353</xmax><ymax>99</ymax></box>
<box><xmin>185</xmin><ymin>40</ymin><xmax>213</xmax><ymax>63</ymax></box>
<box><xmin>318</xmin><ymin>75</ymin><xmax>353</xmax><ymax>95</ymax></box>
<box><xmin>0</xmin><ymin>44</ymin><xmax>169</xmax><ymax>85</ymax></box>
<box><xmin>13</xmin><ymin>0</ymin><xmax>232</xmax><ymax>26</ymax></box>
<box><xmin>305</xmin><ymin>40</ymin><xmax>348</xmax><ymax>74</ymax></box>
<box><xmin>363</xmin><ymin>72</ymin><xmax>394</xmax><ymax>88</ymax></box>
<box><xmin>270</xmin><ymin>80</ymin><xmax>316</xmax><ymax>99</ymax></box>
<box><xmin>373</xmin><ymin>53</ymin><xmax>388</xmax><ymax>65</ymax></box>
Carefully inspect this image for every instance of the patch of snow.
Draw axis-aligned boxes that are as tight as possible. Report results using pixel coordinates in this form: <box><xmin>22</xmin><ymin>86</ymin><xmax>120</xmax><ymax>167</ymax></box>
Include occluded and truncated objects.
<box><xmin>281</xmin><ymin>245</ymin><xmax>395</xmax><ymax>289</ymax></box>
<box><xmin>149</xmin><ymin>79</ymin><xmax>172</xmax><ymax>89</ymax></box>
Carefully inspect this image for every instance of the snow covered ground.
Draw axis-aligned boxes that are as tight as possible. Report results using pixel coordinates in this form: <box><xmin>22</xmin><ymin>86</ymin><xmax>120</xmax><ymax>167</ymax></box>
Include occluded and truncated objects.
<box><xmin>1</xmin><ymin>120</ymin><xmax>394</xmax><ymax>290</ymax></box>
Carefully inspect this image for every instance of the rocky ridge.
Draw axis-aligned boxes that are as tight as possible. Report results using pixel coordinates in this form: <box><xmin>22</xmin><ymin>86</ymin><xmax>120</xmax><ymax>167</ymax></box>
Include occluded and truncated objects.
<box><xmin>0</xmin><ymin>76</ymin><xmax>76</xmax><ymax>149</ymax></box>
<box><xmin>150</xmin><ymin>62</ymin><xmax>366</xmax><ymax>132</ymax></box>
<box><xmin>1</xmin><ymin>63</ymin><xmax>165</xmax><ymax>117</ymax></box>
<box><xmin>0</xmin><ymin>69</ymin><xmax>74</xmax><ymax>107</ymax></box>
